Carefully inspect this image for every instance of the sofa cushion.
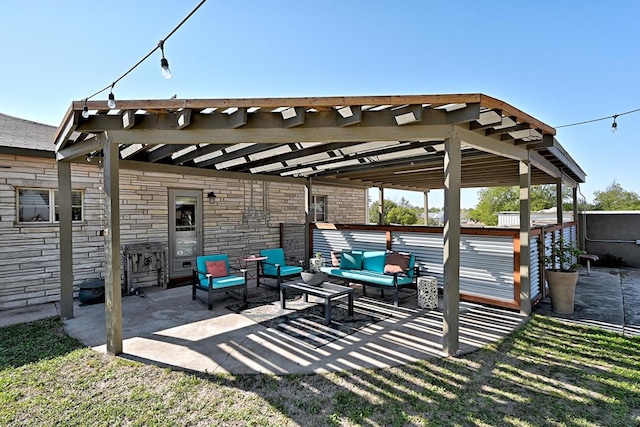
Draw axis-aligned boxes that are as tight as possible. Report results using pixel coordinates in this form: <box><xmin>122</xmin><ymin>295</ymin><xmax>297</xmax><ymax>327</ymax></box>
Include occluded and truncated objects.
<box><xmin>205</xmin><ymin>260</ymin><xmax>228</xmax><ymax>278</ymax></box>
<box><xmin>340</xmin><ymin>250</ymin><xmax>363</xmax><ymax>270</ymax></box>
<box><xmin>339</xmin><ymin>269</ymin><xmax>414</xmax><ymax>287</ymax></box>
<box><xmin>362</xmin><ymin>251</ymin><xmax>387</xmax><ymax>273</ymax></box>
<box><xmin>384</xmin><ymin>251</ymin><xmax>410</xmax><ymax>274</ymax></box>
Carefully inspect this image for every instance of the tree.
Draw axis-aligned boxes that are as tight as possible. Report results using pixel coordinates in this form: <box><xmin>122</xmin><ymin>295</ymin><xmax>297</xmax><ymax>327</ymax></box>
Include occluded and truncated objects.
<box><xmin>369</xmin><ymin>199</ymin><xmax>397</xmax><ymax>224</ymax></box>
<box><xmin>387</xmin><ymin>206</ymin><xmax>418</xmax><ymax>225</ymax></box>
<box><xmin>593</xmin><ymin>181</ymin><xmax>640</xmax><ymax>210</ymax></box>
<box><xmin>469</xmin><ymin>184</ymin><xmax>570</xmax><ymax>226</ymax></box>
<box><xmin>369</xmin><ymin>199</ymin><xmax>420</xmax><ymax>225</ymax></box>
<box><xmin>469</xmin><ymin>187</ymin><xmax>518</xmax><ymax>226</ymax></box>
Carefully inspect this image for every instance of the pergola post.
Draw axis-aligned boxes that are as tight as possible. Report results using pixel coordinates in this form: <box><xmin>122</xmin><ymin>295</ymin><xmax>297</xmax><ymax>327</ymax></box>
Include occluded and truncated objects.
<box><xmin>556</xmin><ymin>178</ymin><xmax>563</xmax><ymax>224</ymax></box>
<box><xmin>305</xmin><ymin>178</ymin><xmax>313</xmax><ymax>267</ymax></box>
<box><xmin>443</xmin><ymin>129</ymin><xmax>461</xmax><ymax>356</ymax></box>
<box><xmin>423</xmin><ymin>190</ymin><xmax>429</xmax><ymax>226</ymax></box>
<box><xmin>103</xmin><ymin>136</ymin><xmax>122</xmax><ymax>355</ymax></box>
<box><xmin>58</xmin><ymin>161</ymin><xmax>74</xmax><ymax>320</ymax></box>
<box><xmin>378</xmin><ymin>187</ymin><xmax>385</xmax><ymax>225</ymax></box>
<box><xmin>519</xmin><ymin>159</ymin><xmax>531</xmax><ymax>315</ymax></box>
<box><xmin>572</xmin><ymin>187</ymin><xmax>579</xmax><ymax>224</ymax></box>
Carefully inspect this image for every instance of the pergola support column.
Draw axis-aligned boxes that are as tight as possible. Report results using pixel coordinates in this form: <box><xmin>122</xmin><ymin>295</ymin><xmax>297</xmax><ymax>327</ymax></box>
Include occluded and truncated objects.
<box><xmin>58</xmin><ymin>161</ymin><xmax>74</xmax><ymax>320</ymax></box>
<box><xmin>573</xmin><ymin>187</ymin><xmax>579</xmax><ymax>225</ymax></box>
<box><xmin>519</xmin><ymin>159</ymin><xmax>531</xmax><ymax>315</ymax></box>
<box><xmin>556</xmin><ymin>178</ymin><xmax>563</xmax><ymax>224</ymax></box>
<box><xmin>305</xmin><ymin>178</ymin><xmax>313</xmax><ymax>267</ymax></box>
<box><xmin>443</xmin><ymin>129</ymin><xmax>461</xmax><ymax>356</ymax></box>
<box><xmin>423</xmin><ymin>190</ymin><xmax>429</xmax><ymax>226</ymax></box>
<box><xmin>103</xmin><ymin>136</ymin><xmax>122</xmax><ymax>355</ymax></box>
<box><xmin>378</xmin><ymin>187</ymin><xmax>385</xmax><ymax>225</ymax></box>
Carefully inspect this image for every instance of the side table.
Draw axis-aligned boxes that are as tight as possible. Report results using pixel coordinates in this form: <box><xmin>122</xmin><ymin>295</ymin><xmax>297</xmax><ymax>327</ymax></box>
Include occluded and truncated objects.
<box><xmin>417</xmin><ymin>276</ymin><xmax>438</xmax><ymax>309</ymax></box>
<box><xmin>240</xmin><ymin>255</ymin><xmax>268</xmax><ymax>286</ymax></box>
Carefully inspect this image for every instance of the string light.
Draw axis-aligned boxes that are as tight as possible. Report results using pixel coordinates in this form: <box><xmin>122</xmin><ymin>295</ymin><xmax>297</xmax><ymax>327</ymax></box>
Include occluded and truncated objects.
<box><xmin>107</xmin><ymin>84</ymin><xmax>117</xmax><ymax>109</ymax></box>
<box><xmin>556</xmin><ymin>107</ymin><xmax>640</xmax><ymax>133</ymax></box>
<box><xmin>159</xmin><ymin>40</ymin><xmax>172</xmax><ymax>79</ymax></box>
<box><xmin>82</xmin><ymin>99</ymin><xmax>89</xmax><ymax>119</ymax></box>
<box><xmin>81</xmin><ymin>0</ymin><xmax>207</xmax><ymax>106</ymax></box>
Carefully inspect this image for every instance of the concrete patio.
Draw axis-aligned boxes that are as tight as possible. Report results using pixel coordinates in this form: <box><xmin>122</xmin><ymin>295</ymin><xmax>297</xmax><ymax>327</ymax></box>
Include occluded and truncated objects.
<box><xmin>2</xmin><ymin>266</ymin><xmax>637</xmax><ymax>375</ymax></box>
<box><xmin>61</xmin><ymin>282</ymin><xmax>529</xmax><ymax>375</ymax></box>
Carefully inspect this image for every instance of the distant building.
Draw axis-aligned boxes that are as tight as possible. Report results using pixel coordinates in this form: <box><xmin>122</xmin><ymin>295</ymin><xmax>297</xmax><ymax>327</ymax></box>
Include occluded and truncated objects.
<box><xmin>497</xmin><ymin>207</ymin><xmax>574</xmax><ymax>227</ymax></box>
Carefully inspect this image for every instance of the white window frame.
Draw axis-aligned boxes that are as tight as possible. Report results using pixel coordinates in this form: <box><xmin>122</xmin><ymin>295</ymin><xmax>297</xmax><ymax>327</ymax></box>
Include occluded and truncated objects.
<box><xmin>311</xmin><ymin>195</ymin><xmax>326</xmax><ymax>222</ymax></box>
<box><xmin>17</xmin><ymin>188</ymin><xmax>84</xmax><ymax>224</ymax></box>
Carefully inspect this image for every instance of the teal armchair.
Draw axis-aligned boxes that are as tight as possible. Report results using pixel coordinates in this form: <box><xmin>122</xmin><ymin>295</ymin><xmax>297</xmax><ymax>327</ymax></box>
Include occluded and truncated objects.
<box><xmin>258</xmin><ymin>248</ymin><xmax>303</xmax><ymax>291</ymax></box>
<box><xmin>193</xmin><ymin>254</ymin><xmax>247</xmax><ymax>310</ymax></box>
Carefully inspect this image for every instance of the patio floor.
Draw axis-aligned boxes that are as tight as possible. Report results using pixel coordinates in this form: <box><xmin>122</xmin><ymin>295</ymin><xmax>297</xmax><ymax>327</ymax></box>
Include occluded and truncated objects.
<box><xmin>61</xmin><ymin>280</ymin><xmax>528</xmax><ymax>375</ymax></box>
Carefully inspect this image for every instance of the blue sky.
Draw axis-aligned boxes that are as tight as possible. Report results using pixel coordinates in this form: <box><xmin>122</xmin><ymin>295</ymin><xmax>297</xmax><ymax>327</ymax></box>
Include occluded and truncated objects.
<box><xmin>1</xmin><ymin>1</ymin><xmax>639</xmax><ymax>208</ymax></box>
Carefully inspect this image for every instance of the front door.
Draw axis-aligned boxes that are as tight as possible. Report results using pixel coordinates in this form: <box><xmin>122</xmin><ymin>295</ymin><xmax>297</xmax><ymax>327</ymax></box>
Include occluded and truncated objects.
<box><xmin>168</xmin><ymin>189</ymin><xmax>203</xmax><ymax>280</ymax></box>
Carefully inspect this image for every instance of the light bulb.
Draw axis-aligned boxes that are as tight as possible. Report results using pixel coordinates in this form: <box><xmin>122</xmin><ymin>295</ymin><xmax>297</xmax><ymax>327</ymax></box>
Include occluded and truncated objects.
<box><xmin>611</xmin><ymin>116</ymin><xmax>618</xmax><ymax>133</ymax></box>
<box><xmin>107</xmin><ymin>92</ymin><xmax>116</xmax><ymax>109</ymax></box>
<box><xmin>161</xmin><ymin>57</ymin><xmax>172</xmax><ymax>79</ymax></box>
<box><xmin>82</xmin><ymin>105</ymin><xmax>90</xmax><ymax>119</ymax></box>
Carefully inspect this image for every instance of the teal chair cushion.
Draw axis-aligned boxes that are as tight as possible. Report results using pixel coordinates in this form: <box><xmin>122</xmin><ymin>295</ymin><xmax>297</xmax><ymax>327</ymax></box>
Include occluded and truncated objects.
<box><xmin>196</xmin><ymin>254</ymin><xmax>243</xmax><ymax>289</ymax></box>
<box><xmin>362</xmin><ymin>251</ymin><xmax>387</xmax><ymax>273</ymax></box>
<box><xmin>259</xmin><ymin>248</ymin><xmax>302</xmax><ymax>277</ymax></box>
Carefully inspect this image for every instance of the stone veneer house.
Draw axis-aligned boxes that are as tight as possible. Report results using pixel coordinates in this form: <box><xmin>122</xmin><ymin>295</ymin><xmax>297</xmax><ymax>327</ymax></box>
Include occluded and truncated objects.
<box><xmin>0</xmin><ymin>112</ymin><xmax>367</xmax><ymax>310</ymax></box>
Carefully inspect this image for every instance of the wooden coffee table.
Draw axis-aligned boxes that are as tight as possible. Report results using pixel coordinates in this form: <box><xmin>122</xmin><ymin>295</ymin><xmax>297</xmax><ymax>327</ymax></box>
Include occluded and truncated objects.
<box><xmin>280</xmin><ymin>281</ymin><xmax>354</xmax><ymax>325</ymax></box>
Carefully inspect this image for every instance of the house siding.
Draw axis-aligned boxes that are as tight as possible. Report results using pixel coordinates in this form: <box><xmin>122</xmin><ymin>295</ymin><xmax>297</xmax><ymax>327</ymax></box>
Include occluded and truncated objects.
<box><xmin>0</xmin><ymin>153</ymin><xmax>366</xmax><ymax>310</ymax></box>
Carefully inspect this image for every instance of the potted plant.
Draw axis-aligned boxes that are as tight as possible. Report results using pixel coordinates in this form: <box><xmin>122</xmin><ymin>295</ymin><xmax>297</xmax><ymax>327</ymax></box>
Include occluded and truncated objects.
<box><xmin>543</xmin><ymin>237</ymin><xmax>585</xmax><ymax>314</ymax></box>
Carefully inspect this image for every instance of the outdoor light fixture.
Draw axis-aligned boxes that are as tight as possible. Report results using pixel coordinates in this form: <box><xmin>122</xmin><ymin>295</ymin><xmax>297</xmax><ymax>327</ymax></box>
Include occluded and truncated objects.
<box><xmin>337</xmin><ymin>106</ymin><xmax>353</xmax><ymax>118</ymax></box>
<box><xmin>107</xmin><ymin>85</ymin><xmax>117</xmax><ymax>109</ymax></box>
<box><xmin>395</xmin><ymin>111</ymin><xmax>417</xmax><ymax>125</ymax></box>
<box><xmin>207</xmin><ymin>191</ymin><xmax>217</xmax><ymax>203</ymax></box>
<box><xmin>82</xmin><ymin>99</ymin><xmax>90</xmax><ymax>119</ymax></box>
<box><xmin>611</xmin><ymin>115</ymin><xmax>618</xmax><ymax>133</ymax></box>
<box><xmin>281</xmin><ymin>107</ymin><xmax>297</xmax><ymax>120</ymax></box>
<box><xmin>158</xmin><ymin>40</ymin><xmax>172</xmax><ymax>79</ymax></box>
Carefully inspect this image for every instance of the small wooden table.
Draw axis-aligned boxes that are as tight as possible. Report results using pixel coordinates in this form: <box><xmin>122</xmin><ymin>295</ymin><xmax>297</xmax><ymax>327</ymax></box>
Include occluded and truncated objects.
<box><xmin>280</xmin><ymin>281</ymin><xmax>354</xmax><ymax>325</ymax></box>
<box><xmin>239</xmin><ymin>255</ymin><xmax>268</xmax><ymax>286</ymax></box>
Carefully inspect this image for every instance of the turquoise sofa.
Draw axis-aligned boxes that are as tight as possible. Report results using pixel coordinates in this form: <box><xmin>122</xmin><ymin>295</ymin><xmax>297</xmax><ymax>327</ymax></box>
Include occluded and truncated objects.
<box><xmin>320</xmin><ymin>250</ymin><xmax>419</xmax><ymax>306</ymax></box>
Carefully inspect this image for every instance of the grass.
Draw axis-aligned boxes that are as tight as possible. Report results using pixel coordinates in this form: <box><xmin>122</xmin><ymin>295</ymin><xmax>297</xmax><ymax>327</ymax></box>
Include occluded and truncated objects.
<box><xmin>1</xmin><ymin>316</ymin><xmax>639</xmax><ymax>426</ymax></box>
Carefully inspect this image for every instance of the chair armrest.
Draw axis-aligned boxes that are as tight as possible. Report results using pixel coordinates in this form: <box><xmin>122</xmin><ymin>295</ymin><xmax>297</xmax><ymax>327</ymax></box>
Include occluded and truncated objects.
<box><xmin>262</xmin><ymin>261</ymin><xmax>281</xmax><ymax>267</ymax></box>
<box><xmin>413</xmin><ymin>265</ymin><xmax>420</xmax><ymax>278</ymax></box>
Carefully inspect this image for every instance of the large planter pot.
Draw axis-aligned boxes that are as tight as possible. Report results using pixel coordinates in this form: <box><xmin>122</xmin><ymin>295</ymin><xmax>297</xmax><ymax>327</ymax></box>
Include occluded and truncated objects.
<box><xmin>545</xmin><ymin>270</ymin><xmax>579</xmax><ymax>314</ymax></box>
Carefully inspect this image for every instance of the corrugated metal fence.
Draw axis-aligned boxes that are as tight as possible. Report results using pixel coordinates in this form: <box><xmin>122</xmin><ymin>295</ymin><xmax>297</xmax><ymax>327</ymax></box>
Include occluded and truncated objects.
<box><xmin>309</xmin><ymin>222</ymin><xmax>577</xmax><ymax>310</ymax></box>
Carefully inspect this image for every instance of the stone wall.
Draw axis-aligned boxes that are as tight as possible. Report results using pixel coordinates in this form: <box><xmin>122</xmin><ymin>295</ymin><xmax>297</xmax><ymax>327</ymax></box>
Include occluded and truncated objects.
<box><xmin>0</xmin><ymin>153</ymin><xmax>366</xmax><ymax>309</ymax></box>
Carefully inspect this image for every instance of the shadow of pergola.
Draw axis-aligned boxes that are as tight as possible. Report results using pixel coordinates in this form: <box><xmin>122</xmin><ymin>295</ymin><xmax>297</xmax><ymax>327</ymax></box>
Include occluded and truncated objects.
<box><xmin>64</xmin><ymin>285</ymin><xmax>528</xmax><ymax>375</ymax></box>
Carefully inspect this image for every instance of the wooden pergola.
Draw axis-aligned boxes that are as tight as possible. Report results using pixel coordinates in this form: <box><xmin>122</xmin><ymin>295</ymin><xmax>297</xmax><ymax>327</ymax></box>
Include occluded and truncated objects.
<box><xmin>53</xmin><ymin>93</ymin><xmax>586</xmax><ymax>357</ymax></box>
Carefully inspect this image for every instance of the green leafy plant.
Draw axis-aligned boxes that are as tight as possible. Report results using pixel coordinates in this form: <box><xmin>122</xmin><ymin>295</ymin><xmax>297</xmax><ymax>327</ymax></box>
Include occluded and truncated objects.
<box><xmin>544</xmin><ymin>237</ymin><xmax>585</xmax><ymax>272</ymax></box>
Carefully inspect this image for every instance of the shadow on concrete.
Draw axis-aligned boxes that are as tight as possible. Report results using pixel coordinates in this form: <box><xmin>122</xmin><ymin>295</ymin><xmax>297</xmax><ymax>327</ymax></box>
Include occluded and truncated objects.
<box><xmin>533</xmin><ymin>266</ymin><xmax>640</xmax><ymax>337</ymax></box>
<box><xmin>62</xmin><ymin>282</ymin><xmax>528</xmax><ymax>375</ymax></box>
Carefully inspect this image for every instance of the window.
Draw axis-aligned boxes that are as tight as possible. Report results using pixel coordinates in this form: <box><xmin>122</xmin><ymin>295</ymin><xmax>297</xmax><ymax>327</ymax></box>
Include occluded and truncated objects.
<box><xmin>311</xmin><ymin>195</ymin><xmax>326</xmax><ymax>222</ymax></box>
<box><xmin>18</xmin><ymin>188</ymin><xmax>83</xmax><ymax>223</ymax></box>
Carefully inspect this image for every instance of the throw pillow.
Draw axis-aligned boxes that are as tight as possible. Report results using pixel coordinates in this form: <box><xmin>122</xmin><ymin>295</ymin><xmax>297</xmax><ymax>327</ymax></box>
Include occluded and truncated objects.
<box><xmin>340</xmin><ymin>250</ymin><xmax>363</xmax><ymax>270</ymax></box>
<box><xmin>205</xmin><ymin>260</ymin><xmax>228</xmax><ymax>278</ymax></box>
<box><xmin>384</xmin><ymin>251</ymin><xmax>410</xmax><ymax>274</ymax></box>
<box><xmin>330</xmin><ymin>251</ymin><xmax>340</xmax><ymax>267</ymax></box>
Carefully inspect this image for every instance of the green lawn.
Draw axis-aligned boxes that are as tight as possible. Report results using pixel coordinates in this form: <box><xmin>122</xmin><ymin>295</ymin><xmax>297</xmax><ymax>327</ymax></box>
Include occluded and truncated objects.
<box><xmin>1</xmin><ymin>315</ymin><xmax>639</xmax><ymax>426</ymax></box>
